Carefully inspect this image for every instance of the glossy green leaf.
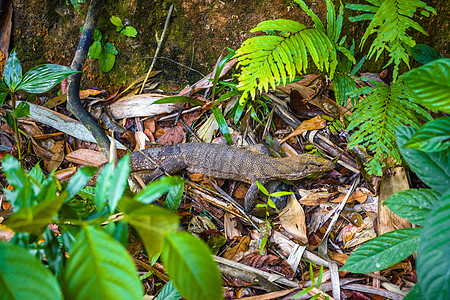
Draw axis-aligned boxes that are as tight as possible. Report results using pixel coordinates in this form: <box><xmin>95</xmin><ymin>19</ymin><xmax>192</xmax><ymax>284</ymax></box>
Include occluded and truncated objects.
<box><xmin>2</xmin><ymin>155</ymin><xmax>35</xmax><ymax>211</ymax></box>
<box><xmin>404</xmin><ymin>58</ymin><xmax>450</xmax><ymax>113</ymax></box>
<box><xmin>18</xmin><ymin>64</ymin><xmax>78</xmax><ymax>94</ymax></box>
<box><xmin>136</xmin><ymin>176</ymin><xmax>183</xmax><ymax>204</ymax></box>
<box><xmin>403</xmin><ymin>117</ymin><xmax>450</xmax><ymax>152</ymax></box>
<box><xmin>108</xmin><ymin>155</ymin><xmax>130</xmax><ymax>212</ymax></box>
<box><xmin>98</xmin><ymin>49</ymin><xmax>116</xmax><ymax>72</ymax></box>
<box><xmin>162</xmin><ymin>232</ymin><xmax>223</xmax><ymax>300</ymax></box>
<box><xmin>28</xmin><ymin>162</ymin><xmax>48</xmax><ymax>186</ymax></box>
<box><xmin>110</xmin><ymin>16</ymin><xmax>123</xmax><ymax>27</ymax></box>
<box><xmin>212</xmin><ymin>106</ymin><xmax>232</xmax><ymax>145</ymax></box>
<box><xmin>404</xmin><ymin>283</ymin><xmax>424</xmax><ymax>300</ymax></box>
<box><xmin>155</xmin><ymin>281</ymin><xmax>181</xmax><ymax>300</ymax></box>
<box><xmin>384</xmin><ymin>189</ymin><xmax>440</xmax><ymax>225</ymax></box>
<box><xmin>153</xmin><ymin>96</ymin><xmax>205</xmax><ymax>106</ymax></box>
<box><xmin>95</xmin><ymin>163</ymin><xmax>113</xmax><ymax>213</ymax></box>
<box><xmin>88</xmin><ymin>41</ymin><xmax>102</xmax><ymax>59</ymax></box>
<box><xmin>0</xmin><ymin>242</ymin><xmax>62</xmax><ymax>300</ymax></box>
<box><xmin>93</xmin><ymin>28</ymin><xmax>102</xmax><ymax>41</ymax></box>
<box><xmin>341</xmin><ymin>228</ymin><xmax>422</xmax><ymax>273</ymax></box>
<box><xmin>95</xmin><ymin>156</ymin><xmax>129</xmax><ymax>213</ymax></box>
<box><xmin>396</xmin><ymin>126</ymin><xmax>450</xmax><ymax>194</ymax></box>
<box><xmin>0</xmin><ymin>91</ymin><xmax>7</xmax><ymax>107</ymax></box>
<box><xmin>165</xmin><ymin>179</ymin><xmax>184</xmax><ymax>211</ymax></box>
<box><xmin>3</xmin><ymin>49</ymin><xmax>23</xmax><ymax>92</ymax></box>
<box><xmin>411</xmin><ymin>44</ymin><xmax>441</xmax><ymax>65</ymax></box>
<box><xmin>104</xmin><ymin>42</ymin><xmax>118</xmax><ymax>55</ymax></box>
<box><xmin>417</xmin><ymin>192</ymin><xmax>450</xmax><ymax>300</ymax></box>
<box><xmin>121</xmin><ymin>198</ymin><xmax>179</xmax><ymax>257</ymax></box>
<box><xmin>6</xmin><ymin>190</ymin><xmax>68</xmax><ymax>236</ymax></box>
<box><xmin>0</xmin><ymin>80</ymin><xmax>8</xmax><ymax>106</ymax></box>
<box><xmin>123</xmin><ymin>26</ymin><xmax>138</xmax><ymax>37</ymax></box>
<box><xmin>63</xmin><ymin>226</ymin><xmax>143</xmax><ymax>300</ymax></box>
<box><xmin>13</xmin><ymin>101</ymin><xmax>30</xmax><ymax>118</ymax></box>
<box><xmin>66</xmin><ymin>166</ymin><xmax>96</xmax><ymax>201</ymax></box>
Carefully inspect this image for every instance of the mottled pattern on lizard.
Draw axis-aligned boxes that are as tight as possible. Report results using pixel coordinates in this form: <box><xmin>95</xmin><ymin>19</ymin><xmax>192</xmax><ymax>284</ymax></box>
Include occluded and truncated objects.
<box><xmin>129</xmin><ymin>143</ymin><xmax>334</xmax><ymax>212</ymax></box>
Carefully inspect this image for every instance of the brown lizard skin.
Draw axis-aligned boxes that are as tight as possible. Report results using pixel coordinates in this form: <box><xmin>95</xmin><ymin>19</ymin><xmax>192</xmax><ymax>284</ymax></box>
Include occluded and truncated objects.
<box><xmin>129</xmin><ymin>143</ymin><xmax>334</xmax><ymax>212</ymax></box>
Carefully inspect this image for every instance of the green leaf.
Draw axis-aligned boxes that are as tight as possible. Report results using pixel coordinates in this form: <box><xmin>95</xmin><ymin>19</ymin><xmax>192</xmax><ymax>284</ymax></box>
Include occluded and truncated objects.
<box><xmin>212</xmin><ymin>106</ymin><xmax>232</xmax><ymax>145</ymax></box>
<box><xmin>0</xmin><ymin>242</ymin><xmax>62</xmax><ymax>300</ymax></box>
<box><xmin>3</xmin><ymin>49</ymin><xmax>23</xmax><ymax>92</ymax></box>
<box><xmin>98</xmin><ymin>49</ymin><xmax>116</xmax><ymax>72</ymax></box>
<box><xmin>108</xmin><ymin>155</ymin><xmax>130</xmax><ymax>212</ymax></box>
<box><xmin>93</xmin><ymin>28</ymin><xmax>102</xmax><ymax>41</ymax></box>
<box><xmin>404</xmin><ymin>283</ymin><xmax>424</xmax><ymax>300</ymax></box>
<box><xmin>95</xmin><ymin>163</ymin><xmax>113</xmax><ymax>213</ymax></box>
<box><xmin>95</xmin><ymin>156</ymin><xmax>130</xmax><ymax>213</ymax></box>
<box><xmin>136</xmin><ymin>176</ymin><xmax>183</xmax><ymax>204</ymax></box>
<box><xmin>66</xmin><ymin>166</ymin><xmax>96</xmax><ymax>201</ymax></box>
<box><xmin>256</xmin><ymin>181</ymin><xmax>269</xmax><ymax>196</ymax></box>
<box><xmin>341</xmin><ymin>228</ymin><xmax>422</xmax><ymax>273</ymax></box>
<box><xmin>123</xmin><ymin>26</ymin><xmax>138</xmax><ymax>37</ymax></box>
<box><xmin>162</xmin><ymin>232</ymin><xmax>223</xmax><ymax>300</ymax></box>
<box><xmin>156</xmin><ymin>281</ymin><xmax>182</xmax><ymax>300</ymax></box>
<box><xmin>417</xmin><ymin>192</ymin><xmax>450</xmax><ymax>300</ymax></box>
<box><xmin>404</xmin><ymin>58</ymin><xmax>450</xmax><ymax>113</ymax></box>
<box><xmin>396</xmin><ymin>126</ymin><xmax>450</xmax><ymax>194</ymax></box>
<box><xmin>0</xmin><ymin>91</ymin><xmax>7</xmax><ymax>107</ymax></box>
<box><xmin>13</xmin><ymin>101</ymin><xmax>30</xmax><ymax>118</ymax></box>
<box><xmin>104</xmin><ymin>42</ymin><xmax>118</xmax><ymax>55</ymax></box>
<box><xmin>63</xmin><ymin>226</ymin><xmax>143</xmax><ymax>300</ymax></box>
<box><xmin>18</xmin><ymin>64</ymin><xmax>78</xmax><ymax>94</ymax></box>
<box><xmin>384</xmin><ymin>189</ymin><xmax>440</xmax><ymax>226</ymax></box>
<box><xmin>166</xmin><ymin>180</ymin><xmax>184</xmax><ymax>211</ymax></box>
<box><xmin>153</xmin><ymin>96</ymin><xmax>205</xmax><ymax>106</ymax></box>
<box><xmin>88</xmin><ymin>41</ymin><xmax>102</xmax><ymax>60</ymax></box>
<box><xmin>121</xmin><ymin>198</ymin><xmax>179</xmax><ymax>257</ymax></box>
<box><xmin>403</xmin><ymin>117</ymin><xmax>450</xmax><ymax>152</ymax></box>
<box><xmin>6</xmin><ymin>189</ymin><xmax>68</xmax><ymax>236</ymax></box>
<box><xmin>110</xmin><ymin>16</ymin><xmax>124</xmax><ymax>27</ymax></box>
<box><xmin>411</xmin><ymin>44</ymin><xmax>440</xmax><ymax>65</ymax></box>
<box><xmin>2</xmin><ymin>155</ymin><xmax>35</xmax><ymax>211</ymax></box>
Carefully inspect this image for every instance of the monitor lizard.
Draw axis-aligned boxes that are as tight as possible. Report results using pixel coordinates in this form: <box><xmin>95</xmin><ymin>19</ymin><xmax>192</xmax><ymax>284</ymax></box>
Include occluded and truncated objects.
<box><xmin>128</xmin><ymin>143</ymin><xmax>334</xmax><ymax>212</ymax></box>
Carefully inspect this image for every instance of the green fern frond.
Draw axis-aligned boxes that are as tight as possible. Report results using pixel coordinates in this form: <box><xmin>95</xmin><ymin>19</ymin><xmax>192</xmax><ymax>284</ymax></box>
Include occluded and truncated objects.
<box><xmin>347</xmin><ymin>0</ymin><xmax>436</xmax><ymax>81</ymax></box>
<box><xmin>235</xmin><ymin>19</ymin><xmax>337</xmax><ymax>100</ymax></box>
<box><xmin>347</xmin><ymin>80</ymin><xmax>432</xmax><ymax>175</ymax></box>
<box><xmin>333</xmin><ymin>72</ymin><xmax>358</xmax><ymax>106</ymax></box>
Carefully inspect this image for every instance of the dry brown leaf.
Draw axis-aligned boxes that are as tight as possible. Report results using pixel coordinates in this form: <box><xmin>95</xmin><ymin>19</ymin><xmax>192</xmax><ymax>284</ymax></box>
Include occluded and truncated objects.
<box><xmin>156</xmin><ymin>125</ymin><xmax>186</xmax><ymax>145</ymax></box>
<box><xmin>332</xmin><ymin>190</ymin><xmax>368</xmax><ymax>204</ymax></box>
<box><xmin>65</xmin><ymin>149</ymin><xmax>107</xmax><ymax>167</ymax></box>
<box><xmin>54</xmin><ymin>167</ymin><xmax>78</xmax><ymax>182</ymax></box>
<box><xmin>135</xmin><ymin>131</ymin><xmax>149</xmax><ymax>150</ymax></box>
<box><xmin>279</xmin><ymin>195</ymin><xmax>308</xmax><ymax>244</ymax></box>
<box><xmin>223</xmin><ymin>235</ymin><xmax>251</xmax><ymax>261</ymax></box>
<box><xmin>143</xmin><ymin>118</ymin><xmax>156</xmax><ymax>133</ymax></box>
<box><xmin>108</xmin><ymin>93</ymin><xmax>179</xmax><ymax>119</ymax></box>
<box><xmin>280</xmin><ymin>116</ymin><xmax>326</xmax><ymax>144</ymax></box>
<box><xmin>239</xmin><ymin>254</ymin><xmax>294</xmax><ymax>279</ymax></box>
<box><xmin>299</xmin><ymin>190</ymin><xmax>334</xmax><ymax>206</ymax></box>
<box><xmin>79</xmin><ymin>89</ymin><xmax>105</xmax><ymax>99</ymax></box>
<box><xmin>232</xmin><ymin>183</ymin><xmax>248</xmax><ymax>199</ymax></box>
<box><xmin>47</xmin><ymin>150</ymin><xmax>64</xmax><ymax>173</ymax></box>
<box><xmin>224</xmin><ymin>213</ymin><xmax>242</xmax><ymax>240</ymax></box>
<box><xmin>330</xmin><ymin>253</ymin><xmax>348</xmax><ymax>265</ymax></box>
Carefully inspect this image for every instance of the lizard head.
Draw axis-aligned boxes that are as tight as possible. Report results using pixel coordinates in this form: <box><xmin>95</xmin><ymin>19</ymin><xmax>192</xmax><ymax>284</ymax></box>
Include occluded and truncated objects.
<box><xmin>279</xmin><ymin>154</ymin><xmax>335</xmax><ymax>180</ymax></box>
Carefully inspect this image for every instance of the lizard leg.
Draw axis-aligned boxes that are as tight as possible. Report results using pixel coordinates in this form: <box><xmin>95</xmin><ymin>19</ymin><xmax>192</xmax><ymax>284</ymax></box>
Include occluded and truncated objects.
<box><xmin>133</xmin><ymin>157</ymin><xmax>187</xmax><ymax>184</ymax></box>
<box><xmin>244</xmin><ymin>179</ymin><xmax>267</xmax><ymax>212</ymax></box>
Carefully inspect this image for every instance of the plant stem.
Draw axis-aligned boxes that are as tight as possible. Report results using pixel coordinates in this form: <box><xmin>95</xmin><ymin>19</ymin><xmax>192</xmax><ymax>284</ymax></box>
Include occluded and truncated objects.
<box><xmin>10</xmin><ymin>93</ymin><xmax>22</xmax><ymax>160</ymax></box>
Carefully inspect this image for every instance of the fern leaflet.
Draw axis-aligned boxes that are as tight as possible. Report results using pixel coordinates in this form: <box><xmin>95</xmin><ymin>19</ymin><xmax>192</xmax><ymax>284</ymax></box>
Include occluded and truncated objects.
<box><xmin>234</xmin><ymin>19</ymin><xmax>337</xmax><ymax>101</ymax></box>
<box><xmin>347</xmin><ymin>0</ymin><xmax>436</xmax><ymax>81</ymax></box>
<box><xmin>347</xmin><ymin>79</ymin><xmax>432</xmax><ymax>175</ymax></box>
